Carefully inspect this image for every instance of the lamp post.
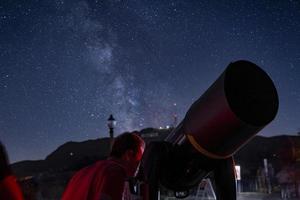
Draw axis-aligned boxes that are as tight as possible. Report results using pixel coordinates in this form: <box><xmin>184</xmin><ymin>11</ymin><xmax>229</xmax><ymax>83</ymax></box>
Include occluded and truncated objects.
<box><xmin>107</xmin><ymin>114</ymin><xmax>116</xmax><ymax>149</ymax></box>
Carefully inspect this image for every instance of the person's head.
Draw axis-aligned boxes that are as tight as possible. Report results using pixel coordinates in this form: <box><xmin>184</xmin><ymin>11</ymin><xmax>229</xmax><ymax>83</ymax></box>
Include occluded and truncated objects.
<box><xmin>110</xmin><ymin>132</ymin><xmax>145</xmax><ymax>170</ymax></box>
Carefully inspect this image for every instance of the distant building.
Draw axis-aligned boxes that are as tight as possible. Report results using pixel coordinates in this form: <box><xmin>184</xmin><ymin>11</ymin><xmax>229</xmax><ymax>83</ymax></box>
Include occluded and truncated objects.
<box><xmin>138</xmin><ymin>128</ymin><xmax>171</xmax><ymax>143</ymax></box>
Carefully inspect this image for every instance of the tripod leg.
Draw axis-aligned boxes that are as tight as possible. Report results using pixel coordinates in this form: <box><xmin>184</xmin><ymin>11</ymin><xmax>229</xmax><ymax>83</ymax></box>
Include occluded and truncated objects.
<box><xmin>213</xmin><ymin>157</ymin><xmax>236</xmax><ymax>200</ymax></box>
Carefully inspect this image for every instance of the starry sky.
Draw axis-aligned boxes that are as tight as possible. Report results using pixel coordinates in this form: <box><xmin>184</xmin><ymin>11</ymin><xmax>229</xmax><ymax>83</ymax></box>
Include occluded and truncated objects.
<box><xmin>0</xmin><ymin>0</ymin><xmax>300</xmax><ymax>162</ymax></box>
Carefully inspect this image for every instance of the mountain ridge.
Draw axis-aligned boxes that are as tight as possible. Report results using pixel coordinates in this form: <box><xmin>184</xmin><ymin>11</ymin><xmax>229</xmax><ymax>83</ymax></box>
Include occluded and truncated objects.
<box><xmin>11</xmin><ymin>128</ymin><xmax>300</xmax><ymax>178</ymax></box>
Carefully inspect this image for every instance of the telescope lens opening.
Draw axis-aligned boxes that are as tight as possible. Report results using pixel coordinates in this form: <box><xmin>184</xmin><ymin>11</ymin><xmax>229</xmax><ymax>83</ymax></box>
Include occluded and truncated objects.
<box><xmin>224</xmin><ymin>61</ymin><xmax>279</xmax><ymax>127</ymax></box>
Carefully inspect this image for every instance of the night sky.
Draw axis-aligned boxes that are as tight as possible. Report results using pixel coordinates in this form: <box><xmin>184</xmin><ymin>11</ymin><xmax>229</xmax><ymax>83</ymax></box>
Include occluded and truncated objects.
<box><xmin>0</xmin><ymin>0</ymin><xmax>300</xmax><ymax>162</ymax></box>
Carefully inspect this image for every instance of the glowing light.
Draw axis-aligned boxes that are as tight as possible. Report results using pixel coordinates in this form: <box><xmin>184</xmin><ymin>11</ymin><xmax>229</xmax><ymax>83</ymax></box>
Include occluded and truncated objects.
<box><xmin>235</xmin><ymin>165</ymin><xmax>241</xmax><ymax>180</ymax></box>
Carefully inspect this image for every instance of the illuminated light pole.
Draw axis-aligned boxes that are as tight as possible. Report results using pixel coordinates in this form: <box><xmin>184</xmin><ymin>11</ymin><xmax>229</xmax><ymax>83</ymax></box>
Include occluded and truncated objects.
<box><xmin>235</xmin><ymin>165</ymin><xmax>241</xmax><ymax>193</ymax></box>
<box><xmin>263</xmin><ymin>158</ymin><xmax>272</xmax><ymax>194</ymax></box>
<box><xmin>172</xmin><ymin>103</ymin><xmax>178</xmax><ymax>128</ymax></box>
<box><xmin>107</xmin><ymin>114</ymin><xmax>116</xmax><ymax>150</ymax></box>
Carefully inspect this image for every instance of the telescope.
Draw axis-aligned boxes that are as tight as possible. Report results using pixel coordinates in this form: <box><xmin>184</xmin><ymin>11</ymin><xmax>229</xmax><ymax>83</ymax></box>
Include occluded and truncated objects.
<box><xmin>134</xmin><ymin>60</ymin><xmax>279</xmax><ymax>200</ymax></box>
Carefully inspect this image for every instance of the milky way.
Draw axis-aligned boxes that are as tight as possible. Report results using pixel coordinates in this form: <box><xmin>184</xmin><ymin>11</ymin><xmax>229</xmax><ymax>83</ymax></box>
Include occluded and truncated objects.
<box><xmin>0</xmin><ymin>0</ymin><xmax>300</xmax><ymax>162</ymax></box>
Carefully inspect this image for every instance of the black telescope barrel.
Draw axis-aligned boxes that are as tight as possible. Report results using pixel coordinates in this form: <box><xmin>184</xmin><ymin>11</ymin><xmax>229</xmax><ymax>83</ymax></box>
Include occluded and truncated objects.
<box><xmin>166</xmin><ymin>60</ymin><xmax>279</xmax><ymax>159</ymax></box>
<box><xmin>224</xmin><ymin>60</ymin><xmax>278</xmax><ymax>126</ymax></box>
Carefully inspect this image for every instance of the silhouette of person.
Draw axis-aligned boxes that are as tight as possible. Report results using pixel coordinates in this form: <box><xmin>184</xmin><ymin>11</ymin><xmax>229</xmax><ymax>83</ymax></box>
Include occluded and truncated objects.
<box><xmin>61</xmin><ymin>132</ymin><xmax>145</xmax><ymax>200</ymax></box>
<box><xmin>0</xmin><ymin>142</ymin><xmax>24</xmax><ymax>200</ymax></box>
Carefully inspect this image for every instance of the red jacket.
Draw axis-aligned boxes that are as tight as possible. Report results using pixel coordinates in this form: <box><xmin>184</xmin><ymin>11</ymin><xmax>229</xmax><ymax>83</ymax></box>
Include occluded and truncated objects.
<box><xmin>61</xmin><ymin>158</ymin><xmax>133</xmax><ymax>200</ymax></box>
<box><xmin>0</xmin><ymin>175</ymin><xmax>24</xmax><ymax>200</ymax></box>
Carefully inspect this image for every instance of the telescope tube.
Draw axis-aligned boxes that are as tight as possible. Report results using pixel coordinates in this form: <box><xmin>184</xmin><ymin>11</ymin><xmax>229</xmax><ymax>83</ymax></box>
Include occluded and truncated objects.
<box><xmin>166</xmin><ymin>60</ymin><xmax>279</xmax><ymax>159</ymax></box>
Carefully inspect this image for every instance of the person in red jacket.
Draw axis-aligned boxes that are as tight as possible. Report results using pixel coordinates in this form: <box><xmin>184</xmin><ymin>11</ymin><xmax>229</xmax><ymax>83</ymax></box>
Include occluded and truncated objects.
<box><xmin>0</xmin><ymin>142</ymin><xmax>24</xmax><ymax>200</ymax></box>
<box><xmin>61</xmin><ymin>132</ymin><xmax>145</xmax><ymax>200</ymax></box>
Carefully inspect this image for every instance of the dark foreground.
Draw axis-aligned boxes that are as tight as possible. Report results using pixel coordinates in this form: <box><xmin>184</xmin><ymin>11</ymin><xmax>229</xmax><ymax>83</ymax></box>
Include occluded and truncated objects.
<box><xmin>237</xmin><ymin>192</ymin><xmax>297</xmax><ymax>200</ymax></box>
<box><xmin>161</xmin><ymin>192</ymin><xmax>296</xmax><ymax>200</ymax></box>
